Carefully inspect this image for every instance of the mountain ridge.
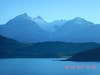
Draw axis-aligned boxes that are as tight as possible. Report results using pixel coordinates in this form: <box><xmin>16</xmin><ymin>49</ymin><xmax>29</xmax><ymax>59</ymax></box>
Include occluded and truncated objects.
<box><xmin>0</xmin><ymin>13</ymin><xmax>100</xmax><ymax>43</ymax></box>
<box><xmin>0</xmin><ymin>35</ymin><xmax>100</xmax><ymax>58</ymax></box>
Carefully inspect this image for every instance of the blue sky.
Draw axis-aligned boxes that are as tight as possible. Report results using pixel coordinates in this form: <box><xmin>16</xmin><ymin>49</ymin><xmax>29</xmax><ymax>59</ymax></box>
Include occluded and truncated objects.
<box><xmin>0</xmin><ymin>0</ymin><xmax>100</xmax><ymax>24</ymax></box>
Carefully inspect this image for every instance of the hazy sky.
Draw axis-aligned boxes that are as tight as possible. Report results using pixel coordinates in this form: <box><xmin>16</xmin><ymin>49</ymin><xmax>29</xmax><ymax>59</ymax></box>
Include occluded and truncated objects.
<box><xmin>0</xmin><ymin>0</ymin><xmax>100</xmax><ymax>24</ymax></box>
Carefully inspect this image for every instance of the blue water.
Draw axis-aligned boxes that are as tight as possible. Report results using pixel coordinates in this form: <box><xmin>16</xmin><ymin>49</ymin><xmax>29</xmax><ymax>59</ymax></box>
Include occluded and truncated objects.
<box><xmin>0</xmin><ymin>59</ymin><xmax>100</xmax><ymax>75</ymax></box>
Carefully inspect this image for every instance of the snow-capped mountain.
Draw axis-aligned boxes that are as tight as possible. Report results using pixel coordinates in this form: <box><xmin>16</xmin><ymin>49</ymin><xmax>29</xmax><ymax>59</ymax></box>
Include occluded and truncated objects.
<box><xmin>46</xmin><ymin>20</ymin><xmax>67</xmax><ymax>32</ymax></box>
<box><xmin>33</xmin><ymin>16</ymin><xmax>67</xmax><ymax>32</ymax></box>
<box><xmin>0</xmin><ymin>13</ymin><xmax>49</xmax><ymax>42</ymax></box>
<box><xmin>1</xmin><ymin>13</ymin><xmax>100</xmax><ymax>43</ymax></box>
<box><xmin>33</xmin><ymin>16</ymin><xmax>47</xmax><ymax>25</ymax></box>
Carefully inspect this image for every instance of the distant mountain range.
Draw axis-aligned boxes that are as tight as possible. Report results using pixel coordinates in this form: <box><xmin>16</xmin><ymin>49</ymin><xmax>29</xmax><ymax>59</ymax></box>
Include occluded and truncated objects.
<box><xmin>0</xmin><ymin>13</ymin><xmax>100</xmax><ymax>43</ymax></box>
<box><xmin>0</xmin><ymin>13</ymin><xmax>49</xmax><ymax>42</ymax></box>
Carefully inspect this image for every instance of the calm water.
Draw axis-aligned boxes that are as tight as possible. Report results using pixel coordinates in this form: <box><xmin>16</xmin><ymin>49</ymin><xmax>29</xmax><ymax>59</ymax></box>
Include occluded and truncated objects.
<box><xmin>0</xmin><ymin>58</ymin><xmax>100</xmax><ymax>75</ymax></box>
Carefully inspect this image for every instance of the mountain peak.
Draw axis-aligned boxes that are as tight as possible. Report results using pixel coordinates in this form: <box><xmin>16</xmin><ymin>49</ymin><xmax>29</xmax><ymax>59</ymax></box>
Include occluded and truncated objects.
<box><xmin>72</xmin><ymin>17</ymin><xmax>94</xmax><ymax>25</ymax></box>
<box><xmin>20</xmin><ymin>13</ymin><xmax>28</xmax><ymax>17</ymax></box>
<box><xmin>74</xmin><ymin>17</ymin><xmax>85</xmax><ymax>20</ymax></box>
<box><xmin>7</xmin><ymin>13</ymin><xmax>33</xmax><ymax>24</ymax></box>
<box><xmin>33</xmin><ymin>16</ymin><xmax>47</xmax><ymax>25</ymax></box>
<box><xmin>15</xmin><ymin>13</ymin><xmax>30</xmax><ymax>19</ymax></box>
<box><xmin>73</xmin><ymin>17</ymin><xmax>87</xmax><ymax>24</ymax></box>
<box><xmin>36</xmin><ymin>16</ymin><xmax>43</xmax><ymax>19</ymax></box>
<box><xmin>33</xmin><ymin>16</ymin><xmax>45</xmax><ymax>21</ymax></box>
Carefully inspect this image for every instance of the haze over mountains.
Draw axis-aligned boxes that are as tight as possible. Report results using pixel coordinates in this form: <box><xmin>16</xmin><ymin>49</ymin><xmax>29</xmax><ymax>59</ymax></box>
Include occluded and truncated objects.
<box><xmin>0</xmin><ymin>13</ymin><xmax>100</xmax><ymax>43</ymax></box>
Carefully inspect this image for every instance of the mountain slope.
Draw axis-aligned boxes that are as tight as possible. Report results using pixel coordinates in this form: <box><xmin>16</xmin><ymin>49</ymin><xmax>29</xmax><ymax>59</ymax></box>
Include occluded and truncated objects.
<box><xmin>67</xmin><ymin>47</ymin><xmax>100</xmax><ymax>61</ymax></box>
<box><xmin>0</xmin><ymin>13</ymin><xmax>49</xmax><ymax>42</ymax></box>
<box><xmin>8</xmin><ymin>42</ymin><xmax>99</xmax><ymax>58</ymax></box>
<box><xmin>54</xmin><ymin>18</ymin><xmax>100</xmax><ymax>42</ymax></box>
<box><xmin>1</xmin><ymin>14</ymin><xmax>100</xmax><ymax>43</ymax></box>
<box><xmin>33</xmin><ymin>16</ymin><xmax>47</xmax><ymax>25</ymax></box>
<box><xmin>0</xmin><ymin>35</ymin><xmax>27</xmax><ymax>57</ymax></box>
<box><xmin>0</xmin><ymin>35</ymin><xmax>100</xmax><ymax>58</ymax></box>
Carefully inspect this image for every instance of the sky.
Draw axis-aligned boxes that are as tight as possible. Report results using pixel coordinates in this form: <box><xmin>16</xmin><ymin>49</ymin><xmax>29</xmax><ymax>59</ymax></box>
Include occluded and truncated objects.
<box><xmin>0</xmin><ymin>0</ymin><xmax>100</xmax><ymax>24</ymax></box>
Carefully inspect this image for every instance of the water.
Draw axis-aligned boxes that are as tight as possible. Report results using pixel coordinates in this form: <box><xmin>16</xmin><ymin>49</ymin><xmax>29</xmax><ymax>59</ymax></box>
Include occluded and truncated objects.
<box><xmin>0</xmin><ymin>58</ymin><xmax>100</xmax><ymax>75</ymax></box>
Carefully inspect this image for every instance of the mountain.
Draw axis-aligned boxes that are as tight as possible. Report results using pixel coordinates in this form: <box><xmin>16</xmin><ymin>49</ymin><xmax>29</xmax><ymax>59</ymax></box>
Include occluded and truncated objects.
<box><xmin>47</xmin><ymin>20</ymin><xmax>67</xmax><ymax>32</ymax></box>
<box><xmin>53</xmin><ymin>17</ymin><xmax>99</xmax><ymax>42</ymax></box>
<box><xmin>9</xmin><ymin>42</ymin><xmax>100</xmax><ymax>58</ymax></box>
<box><xmin>33</xmin><ymin>16</ymin><xmax>47</xmax><ymax>25</ymax></box>
<box><xmin>33</xmin><ymin>16</ymin><xmax>67</xmax><ymax>32</ymax></box>
<box><xmin>0</xmin><ymin>35</ymin><xmax>99</xmax><ymax>58</ymax></box>
<box><xmin>0</xmin><ymin>13</ymin><xmax>49</xmax><ymax>43</ymax></box>
<box><xmin>0</xmin><ymin>41</ymin><xmax>99</xmax><ymax>58</ymax></box>
<box><xmin>0</xmin><ymin>35</ymin><xmax>23</xmax><ymax>49</ymax></box>
<box><xmin>67</xmin><ymin>47</ymin><xmax>100</xmax><ymax>61</ymax></box>
<box><xmin>0</xmin><ymin>35</ymin><xmax>27</xmax><ymax>57</ymax></box>
<box><xmin>33</xmin><ymin>16</ymin><xmax>51</xmax><ymax>31</ymax></box>
<box><xmin>70</xmin><ymin>17</ymin><xmax>93</xmax><ymax>25</ymax></box>
<box><xmin>1</xmin><ymin>13</ymin><xmax>100</xmax><ymax>43</ymax></box>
